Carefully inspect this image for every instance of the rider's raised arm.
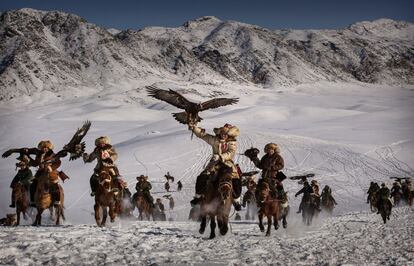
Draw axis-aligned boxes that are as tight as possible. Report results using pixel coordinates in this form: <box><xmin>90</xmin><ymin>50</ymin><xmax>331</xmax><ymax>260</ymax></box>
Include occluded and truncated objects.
<box><xmin>83</xmin><ymin>149</ymin><xmax>97</xmax><ymax>163</ymax></box>
<box><xmin>192</xmin><ymin>126</ymin><xmax>215</xmax><ymax>146</ymax></box>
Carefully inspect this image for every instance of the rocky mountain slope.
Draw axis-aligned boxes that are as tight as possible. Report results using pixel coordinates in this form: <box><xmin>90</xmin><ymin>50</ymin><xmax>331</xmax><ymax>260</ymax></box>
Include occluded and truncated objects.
<box><xmin>0</xmin><ymin>8</ymin><xmax>413</xmax><ymax>101</ymax></box>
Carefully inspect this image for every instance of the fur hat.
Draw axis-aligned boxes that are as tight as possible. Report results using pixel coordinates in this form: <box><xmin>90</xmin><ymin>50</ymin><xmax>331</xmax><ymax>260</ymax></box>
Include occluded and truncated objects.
<box><xmin>16</xmin><ymin>154</ymin><xmax>30</xmax><ymax>164</ymax></box>
<box><xmin>16</xmin><ymin>154</ymin><xmax>30</xmax><ymax>167</ymax></box>
<box><xmin>311</xmin><ymin>179</ymin><xmax>318</xmax><ymax>185</ymax></box>
<box><xmin>37</xmin><ymin>140</ymin><xmax>54</xmax><ymax>150</ymax></box>
<box><xmin>213</xmin><ymin>124</ymin><xmax>240</xmax><ymax>138</ymax></box>
<box><xmin>95</xmin><ymin>136</ymin><xmax>110</xmax><ymax>146</ymax></box>
<box><xmin>137</xmin><ymin>175</ymin><xmax>148</xmax><ymax>181</ymax></box>
<box><xmin>264</xmin><ymin>143</ymin><xmax>280</xmax><ymax>154</ymax></box>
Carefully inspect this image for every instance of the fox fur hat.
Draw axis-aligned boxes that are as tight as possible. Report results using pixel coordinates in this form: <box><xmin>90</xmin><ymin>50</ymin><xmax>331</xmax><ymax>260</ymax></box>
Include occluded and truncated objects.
<box><xmin>213</xmin><ymin>124</ymin><xmax>240</xmax><ymax>138</ymax></box>
<box><xmin>264</xmin><ymin>143</ymin><xmax>280</xmax><ymax>154</ymax></box>
<box><xmin>37</xmin><ymin>140</ymin><xmax>54</xmax><ymax>150</ymax></box>
<box><xmin>15</xmin><ymin>154</ymin><xmax>30</xmax><ymax>167</ymax></box>
<box><xmin>137</xmin><ymin>175</ymin><xmax>148</xmax><ymax>181</ymax></box>
<box><xmin>95</xmin><ymin>136</ymin><xmax>111</xmax><ymax>146</ymax></box>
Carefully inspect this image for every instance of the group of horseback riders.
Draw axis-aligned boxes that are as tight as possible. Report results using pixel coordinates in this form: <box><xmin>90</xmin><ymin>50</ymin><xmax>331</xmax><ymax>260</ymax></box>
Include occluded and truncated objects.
<box><xmin>367</xmin><ymin>178</ymin><xmax>413</xmax><ymax>215</ymax></box>
<box><xmin>6</xmin><ymin>119</ymin><xmax>340</xmax><ymax>225</ymax></box>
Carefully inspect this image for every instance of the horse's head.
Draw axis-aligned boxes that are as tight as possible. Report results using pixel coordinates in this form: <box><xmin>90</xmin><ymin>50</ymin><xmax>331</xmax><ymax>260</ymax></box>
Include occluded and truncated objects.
<box><xmin>98</xmin><ymin>170</ymin><xmax>112</xmax><ymax>193</ymax></box>
<box><xmin>13</xmin><ymin>182</ymin><xmax>26</xmax><ymax>196</ymax></box>
<box><xmin>260</xmin><ymin>182</ymin><xmax>270</xmax><ymax>199</ymax></box>
<box><xmin>281</xmin><ymin>192</ymin><xmax>288</xmax><ymax>203</ymax></box>
<box><xmin>218</xmin><ymin>180</ymin><xmax>232</xmax><ymax>201</ymax></box>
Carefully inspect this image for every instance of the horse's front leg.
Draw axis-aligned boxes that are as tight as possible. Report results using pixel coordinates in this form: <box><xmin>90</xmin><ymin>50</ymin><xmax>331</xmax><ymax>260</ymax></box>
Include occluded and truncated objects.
<box><xmin>273</xmin><ymin>214</ymin><xmax>279</xmax><ymax>230</ymax></box>
<box><xmin>282</xmin><ymin>213</ymin><xmax>288</xmax><ymax>228</ymax></box>
<box><xmin>102</xmin><ymin>207</ymin><xmax>108</xmax><ymax>226</ymax></box>
<box><xmin>109</xmin><ymin>203</ymin><xmax>116</xmax><ymax>223</ymax></box>
<box><xmin>258</xmin><ymin>213</ymin><xmax>265</xmax><ymax>232</ymax></box>
<box><xmin>199</xmin><ymin>215</ymin><xmax>207</xmax><ymax>234</ymax></box>
<box><xmin>16</xmin><ymin>209</ymin><xmax>20</xmax><ymax>226</ymax></box>
<box><xmin>94</xmin><ymin>203</ymin><xmax>101</xmax><ymax>226</ymax></box>
<box><xmin>49</xmin><ymin>206</ymin><xmax>54</xmax><ymax>221</ymax></box>
<box><xmin>209</xmin><ymin>216</ymin><xmax>216</xmax><ymax>239</ymax></box>
<box><xmin>219</xmin><ymin>216</ymin><xmax>229</xmax><ymax>236</ymax></box>
<box><xmin>55</xmin><ymin>205</ymin><xmax>61</xmax><ymax>225</ymax></box>
<box><xmin>33</xmin><ymin>208</ymin><xmax>43</xmax><ymax>226</ymax></box>
<box><xmin>266</xmin><ymin>216</ymin><xmax>272</xmax><ymax>236</ymax></box>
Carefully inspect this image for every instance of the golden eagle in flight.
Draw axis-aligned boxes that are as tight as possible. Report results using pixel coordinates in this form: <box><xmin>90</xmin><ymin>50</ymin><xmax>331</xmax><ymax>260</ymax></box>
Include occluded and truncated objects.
<box><xmin>146</xmin><ymin>85</ymin><xmax>239</xmax><ymax>125</ymax></box>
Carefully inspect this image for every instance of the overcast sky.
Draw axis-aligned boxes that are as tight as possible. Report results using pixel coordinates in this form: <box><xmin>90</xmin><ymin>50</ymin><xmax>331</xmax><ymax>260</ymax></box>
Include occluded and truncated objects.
<box><xmin>1</xmin><ymin>0</ymin><xmax>413</xmax><ymax>30</ymax></box>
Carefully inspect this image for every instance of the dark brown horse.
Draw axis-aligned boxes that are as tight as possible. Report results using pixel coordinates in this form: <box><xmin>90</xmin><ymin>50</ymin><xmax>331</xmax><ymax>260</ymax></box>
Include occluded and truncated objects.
<box><xmin>402</xmin><ymin>185</ymin><xmax>413</xmax><ymax>206</ymax></box>
<box><xmin>94</xmin><ymin>169</ymin><xmax>118</xmax><ymax>226</ymax></box>
<box><xmin>278</xmin><ymin>192</ymin><xmax>289</xmax><ymax>228</ymax></box>
<box><xmin>258</xmin><ymin>182</ymin><xmax>281</xmax><ymax>236</ymax></box>
<box><xmin>13</xmin><ymin>182</ymin><xmax>29</xmax><ymax>225</ymax></box>
<box><xmin>133</xmin><ymin>192</ymin><xmax>153</xmax><ymax>220</ymax></box>
<box><xmin>378</xmin><ymin>198</ymin><xmax>392</xmax><ymax>224</ymax></box>
<box><xmin>368</xmin><ymin>191</ymin><xmax>378</xmax><ymax>212</ymax></box>
<box><xmin>321</xmin><ymin>193</ymin><xmax>336</xmax><ymax>214</ymax></box>
<box><xmin>199</xmin><ymin>163</ymin><xmax>233</xmax><ymax>239</ymax></box>
<box><xmin>33</xmin><ymin>174</ymin><xmax>65</xmax><ymax>226</ymax></box>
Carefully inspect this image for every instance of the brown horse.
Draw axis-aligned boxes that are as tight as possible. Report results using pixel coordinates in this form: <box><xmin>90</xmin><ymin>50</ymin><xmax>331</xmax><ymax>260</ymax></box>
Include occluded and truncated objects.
<box><xmin>133</xmin><ymin>192</ymin><xmax>153</xmax><ymax>220</ymax></box>
<box><xmin>258</xmin><ymin>182</ymin><xmax>281</xmax><ymax>236</ymax></box>
<box><xmin>33</xmin><ymin>175</ymin><xmax>65</xmax><ymax>226</ymax></box>
<box><xmin>368</xmin><ymin>191</ymin><xmax>378</xmax><ymax>212</ymax></box>
<box><xmin>199</xmin><ymin>163</ymin><xmax>233</xmax><ymax>239</ymax></box>
<box><xmin>402</xmin><ymin>186</ymin><xmax>413</xmax><ymax>206</ymax></box>
<box><xmin>321</xmin><ymin>194</ymin><xmax>336</xmax><ymax>214</ymax></box>
<box><xmin>12</xmin><ymin>182</ymin><xmax>29</xmax><ymax>225</ymax></box>
<box><xmin>94</xmin><ymin>169</ymin><xmax>118</xmax><ymax>226</ymax></box>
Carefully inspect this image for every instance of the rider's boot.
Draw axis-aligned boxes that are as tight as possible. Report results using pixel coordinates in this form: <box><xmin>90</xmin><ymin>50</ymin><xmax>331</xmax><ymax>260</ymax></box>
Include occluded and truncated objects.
<box><xmin>190</xmin><ymin>194</ymin><xmax>202</xmax><ymax>206</ymax></box>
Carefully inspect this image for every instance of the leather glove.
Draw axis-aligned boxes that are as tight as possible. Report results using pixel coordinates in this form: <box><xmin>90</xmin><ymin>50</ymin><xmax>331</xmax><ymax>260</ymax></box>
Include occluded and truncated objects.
<box><xmin>212</xmin><ymin>154</ymin><xmax>220</xmax><ymax>162</ymax></box>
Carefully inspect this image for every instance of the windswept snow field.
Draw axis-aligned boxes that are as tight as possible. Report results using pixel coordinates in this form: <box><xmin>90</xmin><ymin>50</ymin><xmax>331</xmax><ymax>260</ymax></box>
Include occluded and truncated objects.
<box><xmin>0</xmin><ymin>81</ymin><xmax>413</xmax><ymax>265</ymax></box>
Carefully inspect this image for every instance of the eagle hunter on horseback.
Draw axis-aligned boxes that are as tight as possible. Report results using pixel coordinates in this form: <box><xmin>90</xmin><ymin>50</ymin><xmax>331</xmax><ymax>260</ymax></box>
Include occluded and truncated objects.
<box><xmin>146</xmin><ymin>85</ymin><xmax>240</xmax><ymax>238</ymax></box>
<box><xmin>2</xmin><ymin>121</ymin><xmax>91</xmax><ymax>225</ymax></box>
<box><xmin>83</xmin><ymin>136</ymin><xmax>132</xmax><ymax>224</ymax></box>
<box><xmin>243</xmin><ymin>143</ymin><xmax>287</xmax><ymax>208</ymax></box>
<box><xmin>243</xmin><ymin>143</ymin><xmax>290</xmax><ymax>232</ymax></box>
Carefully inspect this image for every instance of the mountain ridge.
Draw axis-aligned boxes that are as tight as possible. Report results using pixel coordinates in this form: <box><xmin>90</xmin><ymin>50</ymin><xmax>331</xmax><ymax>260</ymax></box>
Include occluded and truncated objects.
<box><xmin>0</xmin><ymin>8</ymin><xmax>413</xmax><ymax>101</ymax></box>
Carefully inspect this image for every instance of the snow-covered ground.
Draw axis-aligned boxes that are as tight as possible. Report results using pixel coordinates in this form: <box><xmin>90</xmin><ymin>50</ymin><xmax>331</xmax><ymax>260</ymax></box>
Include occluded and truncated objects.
<box><xmin>0</xmin><ymin>81</ymin><xmax>413</xmax><ymax>264</ymax></box>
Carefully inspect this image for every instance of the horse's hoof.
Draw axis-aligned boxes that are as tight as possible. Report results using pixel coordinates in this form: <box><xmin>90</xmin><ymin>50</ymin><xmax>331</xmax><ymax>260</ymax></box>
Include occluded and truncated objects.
<box><xmin>209</xmin><ymin>234</ymin><xmax>216</xmax><ymax>239</ymax></box>
<box><xmin>274</xmin><ymin>225</ymin><xmax>279</xmax><ymax>230</ymax></box>
<box><xmin>266</xmin><ymin>232</ymin><xmax>270</xmax><ymax>236</ymax></box>
<box><xmin>259</xmin><ymin>227</ymin><xmax>264</xmax><ymax>232</ymax></box>
<box><xmin>199</xmin><ymin>228</ymin><xmax>205</xmax><ymax>234</ymax></box>
<box><xmin>283</xmin><ymin>223</ymin><xmax>287</xmax><ymax>229</ymax></box>
<box><xmin>220</xmin><ymin>227</ymin><xmax>228</xmax><ymax>236</ymax></box>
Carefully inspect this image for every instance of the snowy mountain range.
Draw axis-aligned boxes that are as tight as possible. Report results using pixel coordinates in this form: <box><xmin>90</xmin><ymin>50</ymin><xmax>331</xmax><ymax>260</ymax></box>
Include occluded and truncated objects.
<box><xmin>0</xmin><ymin>8</ymin><xmax>413</xmax><ymax>101</ymax></box>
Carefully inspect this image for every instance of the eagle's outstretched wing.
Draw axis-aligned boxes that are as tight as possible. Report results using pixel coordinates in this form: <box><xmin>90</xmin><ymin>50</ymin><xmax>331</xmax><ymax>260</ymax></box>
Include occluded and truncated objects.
<box><xmin>62</xmin><ymin>121</ymin><xmax>92</xmax><ymax>160</ymax></box>
<box><xmin>2</xmin><ymin>149</ymin><xmax>22</xmax><ymax>158</ymax></box>
<box><xmin>241</xmin><ymin>170</ymin><xmax>260</xmax><ymax>177</ymax></box>
<box><xmin>289</xmin><ymin>173</ymin><xmax>315</xmax><ymax>180</ymax></box>
<box><xmin>200</xmin><ymin>97</ymin><xmax>239</xmax><ymax>111</ymax></box>
<box><xmin>146</xmin><ymin>85</ymin><xmax>191</xmax><ymax>109</ymax></box>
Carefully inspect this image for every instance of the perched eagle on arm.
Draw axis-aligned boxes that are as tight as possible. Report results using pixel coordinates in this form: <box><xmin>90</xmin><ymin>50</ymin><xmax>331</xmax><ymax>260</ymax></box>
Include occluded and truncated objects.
<box><xmin>146</xmin><ymin>85</ymin><xmax>239</xmax><ymax>125</ymax></box>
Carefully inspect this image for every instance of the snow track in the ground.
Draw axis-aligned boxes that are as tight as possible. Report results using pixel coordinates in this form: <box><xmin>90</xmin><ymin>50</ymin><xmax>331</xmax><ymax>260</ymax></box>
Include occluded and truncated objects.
<box><xmin>0</xmin><ymin>207</ymin><xmax>412</xmax><ymax>265</ymax></box>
